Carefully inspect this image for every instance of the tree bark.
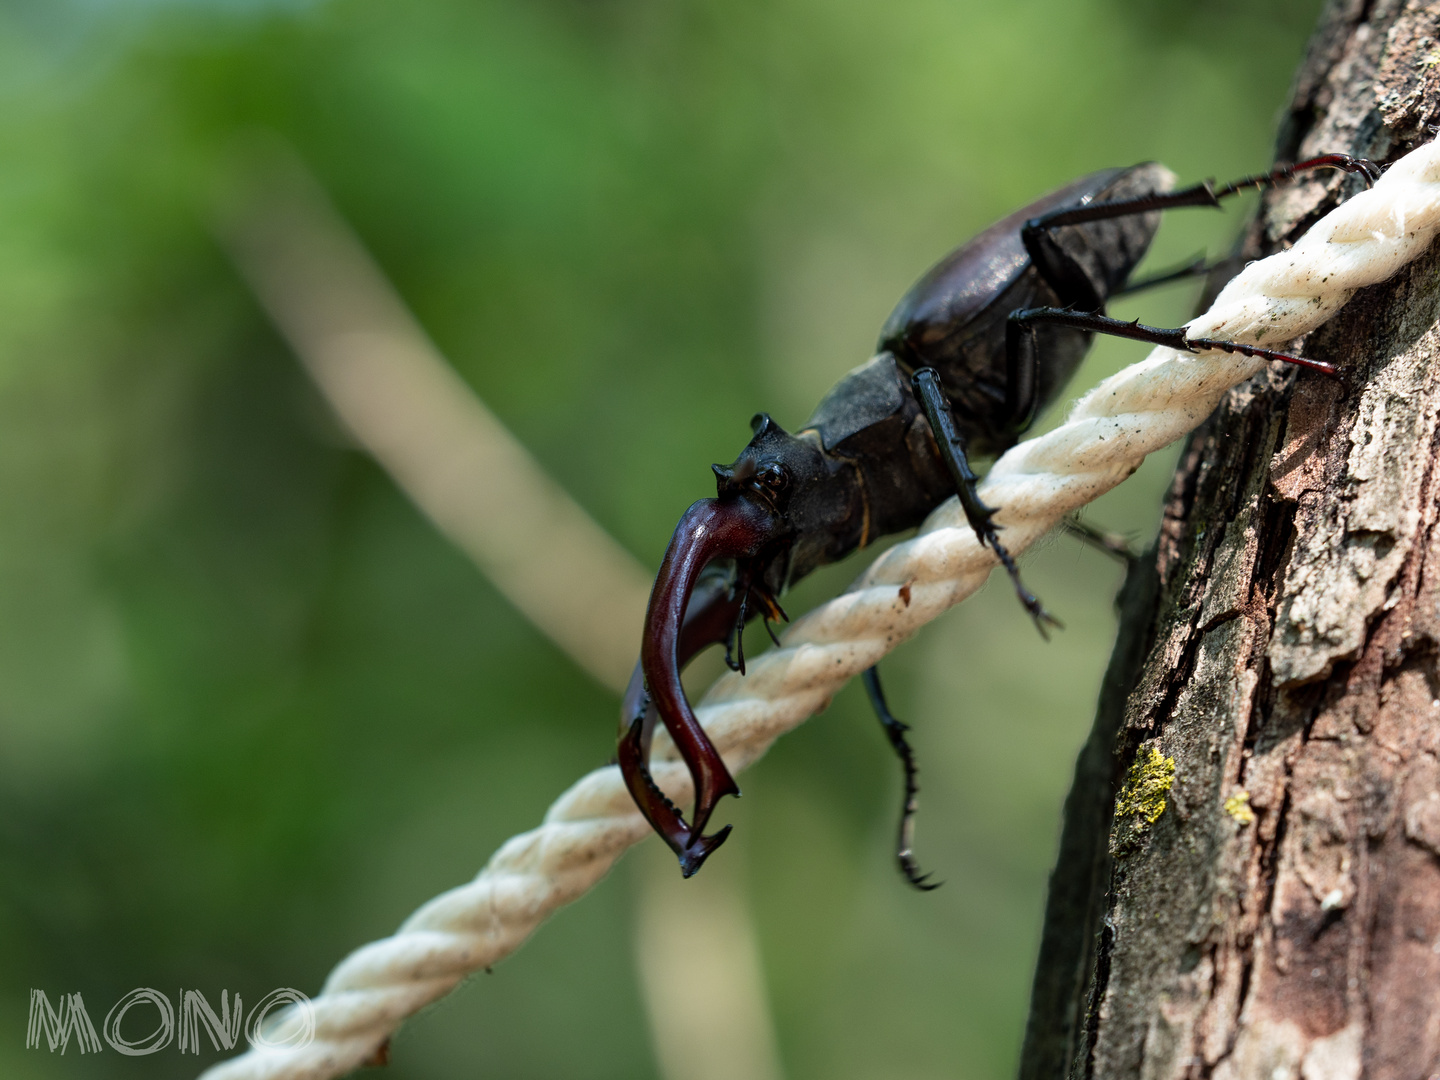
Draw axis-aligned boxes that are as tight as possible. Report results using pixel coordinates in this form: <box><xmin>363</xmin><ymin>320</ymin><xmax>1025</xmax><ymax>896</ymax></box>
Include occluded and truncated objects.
<box><xmin>1021</xmin><ymin>4</ymin><xmax>1440</xmax><ymax>1078</ymax></box>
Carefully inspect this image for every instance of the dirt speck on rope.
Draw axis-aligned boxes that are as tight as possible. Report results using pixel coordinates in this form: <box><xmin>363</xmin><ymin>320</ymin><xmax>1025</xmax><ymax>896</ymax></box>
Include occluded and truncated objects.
<box><xmin>199</xmin><ymin>137</ymin><xmax>1440</xmax><ymax>1080</ymax></box>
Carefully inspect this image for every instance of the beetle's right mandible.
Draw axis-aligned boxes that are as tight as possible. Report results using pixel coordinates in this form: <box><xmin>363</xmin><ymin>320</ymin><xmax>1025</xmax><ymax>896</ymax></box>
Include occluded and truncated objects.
<box><xmin>619</xmin><ymin>495</ymin><xmax>777</xmax><ymax>874</ymax></box>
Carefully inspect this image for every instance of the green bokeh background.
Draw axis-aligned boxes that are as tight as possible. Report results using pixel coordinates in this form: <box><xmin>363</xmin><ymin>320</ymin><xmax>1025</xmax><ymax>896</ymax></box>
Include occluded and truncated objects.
<box><xmin>0</xmin><ymin>1</ymin><xmax>1321</xmax><ymax>1077</ymax></box>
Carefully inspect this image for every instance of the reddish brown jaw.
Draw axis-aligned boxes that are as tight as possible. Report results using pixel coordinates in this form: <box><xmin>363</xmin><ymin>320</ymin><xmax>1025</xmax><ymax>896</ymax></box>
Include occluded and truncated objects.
<box><xmin>619</xmin><ymin>496</ymin><xmax>781</xmax><ymax>875</ymax></box>
<box><xmin>618</xmin><ymin>712</ymin><xmax>733</xmax><ymax>877</ymax></box>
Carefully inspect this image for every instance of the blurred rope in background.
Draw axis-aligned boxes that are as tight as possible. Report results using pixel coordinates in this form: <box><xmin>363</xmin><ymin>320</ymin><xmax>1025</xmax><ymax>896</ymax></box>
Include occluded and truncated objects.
<box><xmin>218</xmin><ymin>139</ymin><xmax>652</xmax><ymax>694</ymax></box>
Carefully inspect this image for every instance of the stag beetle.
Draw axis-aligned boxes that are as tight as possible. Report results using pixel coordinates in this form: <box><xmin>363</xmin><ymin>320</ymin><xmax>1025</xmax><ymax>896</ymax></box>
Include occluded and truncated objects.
<box><xmin>619</xmin><ymin>153</ymin><xmax>1378</xmax><ymax>886</ymax></box>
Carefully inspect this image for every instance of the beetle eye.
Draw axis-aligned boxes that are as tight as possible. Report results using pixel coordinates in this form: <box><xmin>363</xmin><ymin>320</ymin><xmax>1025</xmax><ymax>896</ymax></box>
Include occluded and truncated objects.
<box><xmin>757</xmin><ymin>463</ymin><xmax>789</xmax><ymax>492</ymax></box>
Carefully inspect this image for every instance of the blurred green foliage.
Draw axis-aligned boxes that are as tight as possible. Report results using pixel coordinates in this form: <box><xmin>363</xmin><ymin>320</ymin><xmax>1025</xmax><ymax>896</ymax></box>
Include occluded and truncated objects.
<box><xmin>0</xmin><ymin>0</ymin><xmax>1321</xmax><ymax>1077</ymax></box>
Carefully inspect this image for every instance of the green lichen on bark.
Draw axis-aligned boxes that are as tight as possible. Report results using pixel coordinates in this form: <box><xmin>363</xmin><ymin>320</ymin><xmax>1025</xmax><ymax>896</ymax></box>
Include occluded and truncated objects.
<box><xmin>1224</xmin><ymin>790</ymin><xmax>1256</xmax><ymax>825</ymax></box>
<box><xmin>1110</xmin><ymin>745</ymin><xmax>1176</xmax><ymax>854</ymax></box>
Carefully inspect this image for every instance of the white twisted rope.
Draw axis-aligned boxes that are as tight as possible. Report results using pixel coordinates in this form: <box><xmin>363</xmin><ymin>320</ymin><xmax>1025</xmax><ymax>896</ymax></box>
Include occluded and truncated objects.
<box><xmin>200</xmin><ymin>138</ymin><xmax>1440</xmax><ymax>1080</ymax></box>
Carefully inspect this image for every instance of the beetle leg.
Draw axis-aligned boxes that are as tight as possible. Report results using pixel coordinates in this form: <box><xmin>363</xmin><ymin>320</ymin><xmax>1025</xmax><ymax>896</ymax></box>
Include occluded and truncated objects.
<box><xmin>911</xmin><ymin>369</ymin><xmax>995</xmax><ymax>532</ymax></box>
<box><xmin>1008</xmin><ymin>308</ymin><xmax>1338</xmax><ymax>378</ymax></box>
<box><xmin>726</xmin><ymin>589</ymin><xmax>749</xmax><ymax>674</ymax></box>
<box><xmin>1021</xmin><ymin>155</ymin><xmax>1380</xmax><ymax>312</ymax></box>
<box><xmin>1025</xmin><ymin>153</ymin><xmax>1381</xmax><ymax>235</ymax></box>
<box><xmin>724</xmin><ymin>565</ymin><xmax>755</xmax><ymax>674</ymax></box>
<box><xmin>912</xmin><ymin>367</ymin><xmax>1061</xmax><ymax>637</ymax></box>
<box><xmin>720</xmin><ymin>568</ymin><xmax>791</xmax><ymax>671</ymax></box>
<box><xmin>862</xmin><ymin>666</ymin><xmax>939</xmax><ymax>891</ymax></box>
<box><xmin>1061</xmin><ymin>515</ymin><xmax>1137</xmax><ymax>565</ymax></box>
<box><xmin>1204</xmin><ymin>153</ymin><xmax>1382</xmax><ymax>199</ymax></box>
<box><xmin>1002</xmin><ymin>319</ymin><xmax>1138</xmax><ymax>562</ymax></box>
<box><xmin>1110</xmin><ymin>253</ymin><xmax>1216</xmax><ymax>298</ymax></box>
<box><xmin>1004</xmin><ymin>308</ymin><xmax>1043</xmax><ymax>434</ymax></box>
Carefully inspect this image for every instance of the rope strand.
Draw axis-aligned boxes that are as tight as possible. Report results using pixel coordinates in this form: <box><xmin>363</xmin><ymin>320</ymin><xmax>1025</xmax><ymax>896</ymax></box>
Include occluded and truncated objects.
<box><xmin>199</xmin><ymin>138</ymin><xmax>1440</xmax><ymax>1080</ymax></box>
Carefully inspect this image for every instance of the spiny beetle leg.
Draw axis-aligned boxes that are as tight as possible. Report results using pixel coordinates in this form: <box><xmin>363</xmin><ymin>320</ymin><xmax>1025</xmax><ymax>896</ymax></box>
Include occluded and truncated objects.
<box><xmin>1017</xmin><ymin>156</ymin><xmax>1380</xmax><ymax>311</ymax></box>
<box><xmin>910</xmin><ymin>369</ymin><xmax>992</xmax><ymax>536</ymax></box>
<box><xmin>863</xmin><ymin>666</ymin><xmax>939</xmax><ymax>891</ymax></box>
<box><xmin>1008</xmin><ymin>309</ymin><xmax>1338</xmax><ymax>378</ymax></box>
<box><xmin>1025</xmin><ymin>153</ymin><xmax>1382</xmax><ymax>234</ymax></box>
<box><xmin>912</xmin><ymin>367</ymin><xmax>1061</xmax><ymax>637</ymax></box>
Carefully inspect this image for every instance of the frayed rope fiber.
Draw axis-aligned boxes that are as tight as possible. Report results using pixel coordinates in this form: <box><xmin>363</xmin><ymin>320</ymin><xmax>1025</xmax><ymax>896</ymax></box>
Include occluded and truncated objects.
<box><xmin>199</xmin><ymin>137</ymin><xmax>1440</xmax><ymax>1080</ymax></box>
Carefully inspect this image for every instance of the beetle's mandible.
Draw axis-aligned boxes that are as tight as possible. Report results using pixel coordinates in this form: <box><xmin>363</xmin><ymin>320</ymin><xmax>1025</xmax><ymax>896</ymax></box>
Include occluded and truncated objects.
<box><xmin>618</xmin><ymin>153</ymin><xmax>1379</xmax><ymax>886</ymax></box>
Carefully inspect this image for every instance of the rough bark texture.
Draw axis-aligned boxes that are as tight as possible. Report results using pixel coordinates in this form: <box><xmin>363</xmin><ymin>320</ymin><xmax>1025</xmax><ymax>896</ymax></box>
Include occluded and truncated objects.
<box><xmin>1021</xmin><ymin>4</ymin><xmax>1440</xmax><ymax>1079</ymax></box>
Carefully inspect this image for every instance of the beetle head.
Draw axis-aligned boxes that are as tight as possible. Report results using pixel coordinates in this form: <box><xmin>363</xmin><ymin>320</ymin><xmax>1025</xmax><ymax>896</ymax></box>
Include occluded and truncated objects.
<box><xmin>714</xmin><ymin>413</ymin><xmax>811</xmax><ymax>514</ymax></box>
<box><xmin>712</xmin><ymin>413</ymin><xmax>851</xmax><ymax>572</ymax></box>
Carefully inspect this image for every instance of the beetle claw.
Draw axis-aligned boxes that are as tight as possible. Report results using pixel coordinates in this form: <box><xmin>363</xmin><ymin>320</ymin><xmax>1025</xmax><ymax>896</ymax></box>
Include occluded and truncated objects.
<box><xmin>618</xmin><ymin>715</ymin><xmax>735</xmax><ymax>873</ymax></box>
<box><xmin>1020</xmin><ymin>592</ymin><xmax>1063</xmax><ymax>640</ymax></box>
<box><xmin>678</xmin><ymin>824</ymin><xmax>733</xmax><ymax>877</ymax></box>
<box><xmin>899</xmin><ymin>859</ymin><xmax>941</xmax><ymax>891</ymax></box>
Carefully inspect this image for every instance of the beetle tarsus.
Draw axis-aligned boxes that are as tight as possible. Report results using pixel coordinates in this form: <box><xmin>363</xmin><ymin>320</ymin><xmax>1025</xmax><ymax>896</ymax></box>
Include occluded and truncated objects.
<box><xmin>990</xmin><ymin>536</ymin><xmax>1062</xmax><ymax>639</ymax></box>
<box><xmin>863</xmin><ymin>666</ymin><xmax>940</xmax><ymax>891</ymax></box>
<box><xmin>1184</xmin><ymin>335</ymin><xmax>1338</xmax><ymax>378</ymax></box>
<box><xmin>1212</xmin><ymin>153</ymin><xmax>1382</xmax><ymax>199</ymax></box>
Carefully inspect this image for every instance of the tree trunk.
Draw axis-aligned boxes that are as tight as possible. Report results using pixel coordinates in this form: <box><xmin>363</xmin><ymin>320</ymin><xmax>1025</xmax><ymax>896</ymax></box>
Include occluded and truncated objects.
<box><xmin>1021</xmin><ymin>4</ymin><xmax>1440</xmax><ymax>1078</ymax></box>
